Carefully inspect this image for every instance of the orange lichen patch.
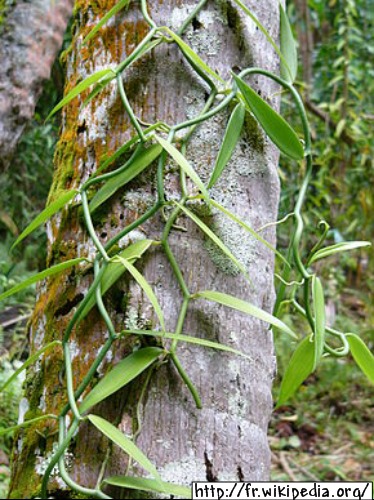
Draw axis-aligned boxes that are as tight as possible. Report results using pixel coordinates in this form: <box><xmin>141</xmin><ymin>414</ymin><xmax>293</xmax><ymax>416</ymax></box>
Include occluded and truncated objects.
<box><xmin>123</xmin><ymin>19</ymin><xmax>150</xmax><ymax>55</ymax></box>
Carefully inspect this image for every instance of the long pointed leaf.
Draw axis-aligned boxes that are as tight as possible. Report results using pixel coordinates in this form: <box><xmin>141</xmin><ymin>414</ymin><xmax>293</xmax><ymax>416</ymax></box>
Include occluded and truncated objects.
<box><xmin>89</xmin><ymin>144</ymin><xmax>162</xmax><ymax>213</ymax></box>
<box><xmin>82</xmin><ymin>74</ymin><xmax>116</xmax><ymax>109</ymax></box>
<box><xmin>280</xmin><ymin>4</ymin><xmax>298</xmax><ymax>83</ymax></box>
<box><xmin>47</xmin><ymin>69</ymin><xmax>116</xmax><ymax>120</ymax></box>
<box><xmin>210</xmin><ymin>199</ymin><xmax>289</xmax><ymax>266</ymax></box>
<box><xmin>11</xmin><ymin>190</ymin><xmax>78</xmax><ymax>250</ymax></box>
<box><xmin>77</xmin><ymin>240</ymin><xmax>155</xmax><ymax>321</ymax></box>
<box><xmin>84</xmin><ymin>41</ymin><xmax>161</xmax><ymax>110</ymax></box>
<box><xmin>208</xmin><ymin>103</ymin><xmax>245</xmax><ymax>188</ymax></box>
<box><xmin>155</xmin><ymin>136</ymin><xmax>209</xmax><ymax>201</ymax></box>
<box><xmin>122</xmin><ymin>329</ymin><xmax>252</xmax><ymax>360</ymax></box>
<box><xmin>231</xmin><ymin>0</ymin><xmax>292</xmax><ymax>78</ymax></box>
<box><xmin>175</xmin><ymin>202</ymin><xmax>248</xmax><ymax>279</ymax></box>
<box><xmin>80</xmin><ymin>347</ymin><xmax>162</xmax><ymax>413</ymax></box>
<box><xmin>277</xmin><ymin>336</ymin><xmax>314</xmax><ymax>407</ymax></box>
<box><xmin>84</xmin><ymin>0</ymin><xmax>131</xmax><ymax>43</ymax></box>
<box><xmin>312</xmin><ymin>276</ymin><xmax>325</xmax><ymax>370</ymax></box>
<box><xmin>346</xmin><ymin>334</ymin><xmax>374</xmax><ymax>384</ymax></box>
<box><xmin>0</xmin><ymin>258</ymin><xmax>87</xmax><ymax>302</ymax></box>
<box><xmin>0</xmin><ymin>415</ymin><xmax>57</xmax><ymax>437</ymax></box>
<box><xmin>87</xmin><ymin>415</ymin><xmax>162</xmax><ymax>483</ymax></box>
<box><xmin>0</xmin><ymin>341</ymin><xmax>62</xmax><ymax>392</ymax></box>
<box><xmin>113</xmin><ymin>256</ymin><xmax>165</xmax><ymax>331</ymax></box>
<box><xmin>103</xmin><ymin>476</ymin><xmax>191</xmax><ymax>499</ymax></box>
<box><xmin>309</xmin><ymin>241</ymin><xmax>371</xmax><ymax>264</ymax></box>
<box><xmin>96</xmin><ymin>137</ymin><xmax>140</xmax><ymax>175</ymax></box>
<box><xmin>195</xmin><ymin>290</ymin><xmax>297</xmax><ymax>339</ymax></box>
<box><xmin>162</xmin><ymin>28</ymin><xmax>224</xmax><ymax>84</ymax></box>
<box><xmin>233</xmin><ymin>74</ymin><xmax>304</xmax><ymax>160</ymax></box>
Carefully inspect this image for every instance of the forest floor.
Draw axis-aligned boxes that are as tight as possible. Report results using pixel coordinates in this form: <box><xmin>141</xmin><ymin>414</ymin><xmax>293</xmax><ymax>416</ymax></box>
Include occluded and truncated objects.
<box><xmin>271</xmin><ymin>290</ymin><xmax>373</xmax><ymax>483</ymax></box>
<box><xmin>270</xmin><ymin>368</ymin><xmax>373</xmax><ymax>483</ymax></box>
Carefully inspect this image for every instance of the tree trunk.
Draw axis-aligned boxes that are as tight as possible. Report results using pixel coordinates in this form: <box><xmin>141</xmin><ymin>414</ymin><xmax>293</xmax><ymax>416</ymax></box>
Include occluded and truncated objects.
<box><xmin>9</xmin><ymin>0</ymin><xmax>281</xmax><ymax>497</ymax></box>
<box><xmin>0</xmin><ymin>0</ymin><xmax>74</xmax><ymax>171</ymax></box>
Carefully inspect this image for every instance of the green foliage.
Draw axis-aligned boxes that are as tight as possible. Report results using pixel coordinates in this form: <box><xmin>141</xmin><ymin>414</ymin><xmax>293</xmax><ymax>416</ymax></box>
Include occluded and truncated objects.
<box><xmin>87</xmin><ymin>415</ymin><xmax>162</xmax><ymax>484</ymax></box>
<box><xmin>47</xmin><ymin>69</ymin><xmax>116</xmax><ymax>121</ymax></box>
<box><xmin>274</xmin><ymin>0</ymin><xmax>373</xmax><ymax>409</ymax></box>
<box><xmin>83</xmin><ymin>0</ymin><xmax>131</xmax><ymax>43</ymax></box>
<box><xmin>77</xmin><ymin>239</ymin><xmax>155</xmax><ymax>322</ymax></box>
<box><xmin>89</xmin><ymin>145</ymin><xmax>162</xmax><ymax>213</ymax></box>
<box><xmin>80</xmin><ymin>347</ymin><xmax>163</xmax><ymax>414</ymax></box>
<box><xmin>11</xmin><ymin>190</ymin><xmax>78</xmax><ymax>250</ymax></box>
<box><xmin>280</xmin><ymin>3</ymin><xmax>298</xmax><ymax>83</ymax></box>
<box><xmin>102</xmin><ymin>476</ymin><xmax>191</xmax><ymax>498</ymax></box>
<box><xmin>208</xmin><ymin>103</ymin><xmax>245</xmax><ymax>188</ymax></box>
<box><xmin>194</xmin><ymin>290</ymin><xmax>297</xmax><ymax>339</ymax></box>
<box><xmin>311</xmin><ymin>276</ymin><xmax>326</xmax><ymax>369</ymax></box>
<box><xmin>277</xmin><ymin>335</ymin><xmax>314</xmax><ymax>407</ymax></box>
<box><xmin>156</xmin><ymin>136</ymin><xmax>209</xmax><ymax>200</ymax></box>
<box><xmin>0</xmin><ymin>341</ymin><xmax>61</xmax><ymax>393</ymax></box>
<box><xmin>0</xmin><ymin>258</ymin><xmax>87</xmax><ymax>303</ymax></box>
<box><xmin>346</xmin><ymin>334</ymin><xmax>374</xmax><ymax>383</ymax></box>
<box><xmin>0</xmin><ymin>358</ymin><xmax>25</xmax><ymax>497</ymax></box>
<box><xmin>233</xmin><ymin>73</ymin><xmax>304</xmax><ymax>160</ymax></box>
<box><xmin>279</xmin><ymin>0</ymin><xmax>374</xmax><ymax>268</ymax></box>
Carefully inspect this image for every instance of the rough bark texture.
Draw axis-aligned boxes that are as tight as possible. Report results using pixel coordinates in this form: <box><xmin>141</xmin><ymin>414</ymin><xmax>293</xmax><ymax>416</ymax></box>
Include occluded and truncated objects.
<box><xmin>0</xmin><ymin>0</ymin><xmax>74</xmax><ymax>172</ymax></box>
<box><xmin>10</xmin><ymin>0</ymin><xmax>281</xmax><ymax>497</ymax></box>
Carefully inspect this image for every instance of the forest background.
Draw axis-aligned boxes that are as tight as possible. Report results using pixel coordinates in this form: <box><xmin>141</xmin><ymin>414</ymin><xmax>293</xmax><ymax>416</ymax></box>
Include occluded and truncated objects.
<box><xmin>0</xmin><ymin>0</ymin><xmax>372</xmax><ymax>495</ymax></box>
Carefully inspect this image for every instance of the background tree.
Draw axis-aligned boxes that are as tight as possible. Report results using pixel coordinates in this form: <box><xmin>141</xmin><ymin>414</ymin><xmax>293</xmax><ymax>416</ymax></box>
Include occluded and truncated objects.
<box><xmin>0</xmin><ymin>0</ymin><xmax>74</xmax><ymax>172</ymax></box>
<box><xmin>8</xmin><ymin>0</ymin><xmax>283</xmax><ymax>497</ymax></box>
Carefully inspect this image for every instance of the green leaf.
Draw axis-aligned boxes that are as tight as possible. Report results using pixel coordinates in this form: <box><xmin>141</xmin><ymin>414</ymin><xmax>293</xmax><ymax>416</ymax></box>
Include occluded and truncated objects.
<box><xmin>113</xmin><ymin>256</ymin><xmax>165</xmax><ymax>331</ymax></box>
<box><xmin>77</xmin><ymin>240</ymin><xmax>155</xmax><ymax>321</ymax></box>
<box><xmin>335</xmin><ymin>118</ymin><xmax>346</xmax><ymax>138</ymax></box>
<box><xmin>127</xmin><ymin>38</ymin><xmax>162</xmax><ymax>67</ymax></box>
<box><xmin>103</xmin><ymin>476</ymin><xmax>191</xmax><ymax>499</ymax></box>
<box><xmin>231</xmin><ymin>0</ymin><xmax>292</xmax><ymax>78</ymax></box>
<box><xmin>80</xmin><ymin>347</ymin><xmax>162</xmax><ymax>413</ymax></box>
<box><xmin>0</xmin><ymin>415</ymin><xmax>57</xmax><ymax>437</ymax></box>
<box><xmin>0</xmin><ymin>341</ymin><xmax>62</xmax><ymax>392</ymax></box>
<box><xmin>346</xmin><ymin>334</ymin><xmax>374</xmax><ymax>384</ymax></box>
<box><xmin>122</xmin><ymin>329</ymin><xmax>252</xmax><ymax>360</ymax></box>
<box><xmin>312</xmin><ymin>276</ymin><xmax>326</xmax><ymax>370</ymax></box>
<box><xmin>87</xmin><ymin>415</ymin><xmax>162</xmax><ymax>483</ymax></box>
<box><xmin>175</xmin><ymin>202</ymin><xmax>248</xmax><ymax>279</ymax></box>
<box><xmin>47</xmin><ymin>69</ymin><xmax>116</xmax><ymax>120</ymax></box>
<box><xmin>309</xmin><ymin>241</ymin><xmax>371</xmax><ymax>264</ymax></box>
<box><xmin>209</xmin><ymin>199</ymin><xmax>289</xmax><ymax>267</ymax></box>
<box><xmin>194</xmin><ymin>290</ymin><xmax>297</xmax><ymax>339</ymax></box>
<box><xmin>96</xmin><ymin>137</ymin><xmax>140</xmax><ymax>175</ymax></box>
<box><xmin>232</xmin><ymin>74</ymin><xmax>304</xmax><ymax>160</ymax></box>
<box><xmin>82</xmin><ymin>74</ymin><xmax>116</xmax><ymax>109</ymax></box>
<box><xmin>155</xmin><ymin>136</ymin><xmax>209</xmax><ymax>201</ymax></box>
<box><xmin>84</xmin><ymin>0</ymin><xmax>131</xmax><ymax>43</ymax></box>
<box><xmin>162</xmin><ymin>28</ymin><xmax>225</xmax><ymax>84</ymax></box>
<box><xmin>0</xmin><ymin>258</ymin><xmax>87</xmax><ymax>303</ymax></box>
<box><xmin>280</xmin><ymin>4</ymin><xmax>298</xmax><ymax>83</ymax></box>
<box><xmin>208</xmin><ymin>104</ymin><xmax>245</xmax><ymax>188</ymax></box>
<box><xmin>277</xmin><ymin>336</ymin><xmax>315</xmax><ymax>407</ymax></box>
<box><xmin>89</xmin><ymin>144</ymin><xmax>163</xmax><ymax>213</ymax></box>
<box><xmin>11</xmin><ymin>190</ymin><xmax>78</xmax><ymax>250</ymax></box>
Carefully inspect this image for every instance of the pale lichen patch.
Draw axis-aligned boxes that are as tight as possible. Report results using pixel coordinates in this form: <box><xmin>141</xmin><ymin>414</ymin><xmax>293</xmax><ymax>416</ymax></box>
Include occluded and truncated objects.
<box><xmin>157</xmin><ymin>455</ymin><xmax>206</xmax><ymax>498</ymax></box>
<box><xmin>18</xmin><ymin>397</ymin><xmax>29</xmax><ymax>425</ymax></box>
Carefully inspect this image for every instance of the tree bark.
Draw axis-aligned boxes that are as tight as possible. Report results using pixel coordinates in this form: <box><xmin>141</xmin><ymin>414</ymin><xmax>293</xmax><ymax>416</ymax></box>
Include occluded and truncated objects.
<box><xmin>0</xmin><ymin>0</ymin><xmax>74</xmax><ymax>172</ymax></box>
<box><xmin>9</xmin><ymin>0</ymin><xmax>281</xmax><ymax>497</ymax></box>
